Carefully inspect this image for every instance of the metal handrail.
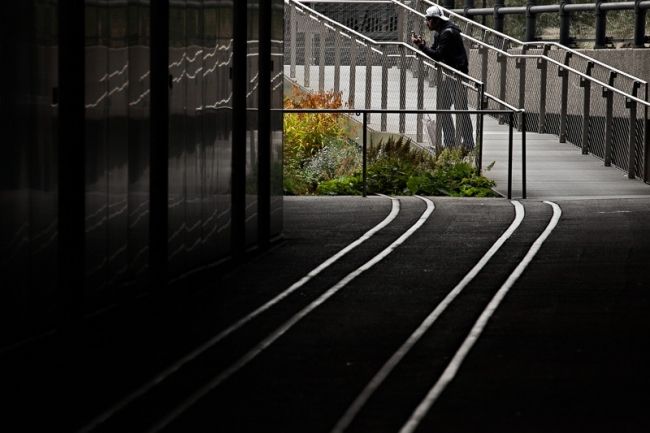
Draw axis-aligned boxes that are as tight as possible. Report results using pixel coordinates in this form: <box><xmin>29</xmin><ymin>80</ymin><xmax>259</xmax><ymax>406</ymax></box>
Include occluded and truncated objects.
<box><xmin>282</xmin><ymin>108</ymin><xmax>526</xmax><ymax>199</ymax></box>
<box><xmin>416</xmin><ymin>0</ymin><xmax>648</xmax><ymax>86</ymax></box>
<box><xmin>288</xmin><ymin>0</ymin><xmax>483</xmax><ymax>87</ymax></box>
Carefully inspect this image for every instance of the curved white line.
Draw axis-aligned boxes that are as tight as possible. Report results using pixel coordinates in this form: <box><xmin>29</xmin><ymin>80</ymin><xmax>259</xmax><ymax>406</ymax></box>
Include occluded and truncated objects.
<box><xmin>399</xmin><ymin>200</ymin><xmax>561</xmax><ymax>433</ymax></box>
<box><xmin>331</xmin><ymin>200</ymin><xmax>525</xmax><ymax>433</ymax></box>
<box><xmin>148</xmin><ymin>196</ymin><xmax>435</xmax><ymax>433</ymax></box>
<box><xmin>77</xmin><ymin>194</ymin><xmax>399</xmax><ymax>433</ymax></box>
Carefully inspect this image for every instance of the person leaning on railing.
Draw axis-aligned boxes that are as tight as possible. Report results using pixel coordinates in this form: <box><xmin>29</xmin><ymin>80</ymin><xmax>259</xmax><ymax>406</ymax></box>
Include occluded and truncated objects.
<box><xmin>411</xmin><ymin>5</ymin><xmax>474</xmax><ymax>151</ymax></box>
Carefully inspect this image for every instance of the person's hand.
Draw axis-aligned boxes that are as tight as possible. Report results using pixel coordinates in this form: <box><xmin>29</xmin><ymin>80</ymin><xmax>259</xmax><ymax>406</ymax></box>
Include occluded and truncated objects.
<box><xmin>411</xmin><ymin>33</ymin><xmax>424</xmax><ymax>48</ymax></box>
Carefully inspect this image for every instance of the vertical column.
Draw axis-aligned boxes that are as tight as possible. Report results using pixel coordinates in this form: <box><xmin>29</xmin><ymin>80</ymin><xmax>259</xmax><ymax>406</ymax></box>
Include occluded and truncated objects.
<box><xmin>365</xmin><ymin>45</ymin><xmax>373</xmax><ymax>123</ymax></box>
<box><xmin>516</xmin><ymin>45</ymin><xmax>527</xmax><ymax>118</ymax></box>
<box><xmin>494</xmin><ymin>0</ymin><xmax>505</xmax><ymax>34</ymax></box>
<box><xmin>349</xmin><ymin>39</ymin><xmax>357</xmax><ymax>108</ymax></box>
<box><xmin>559</xmin><ymin>0</ymin><xmax>572</xmax><ymax>46</ymax></box>
<box><xmin>399</xmin><ymin>46</ymin><xmax>406</xmax><ymax>134</ymax></box>
<box><xmin>381</xmin><ymin>58</ymin><xmax>388</xmax><ymax>131</ymax></box>
<box><xmin>334</xmin><ymin>31</ymin><xmax>341</xmax><ymax>93</ymax></box>
<box><xmin>579</xmin><ymin>62</ymin><xmax>594</xmax><ymax>154</ymax></box>
<box><xmin>558</xmin><ymin>52</ymin><xmax>572</xmax><ymax>143</ymax></box>
<box><xmin>417</xmin><ymin>58</ymin><xmax>424</xmax><ymax>143</ymax></box>
<box><xmin>290</xmin><ymin>4</ymin><xmax>296</xmax><ymax>78</ymax></box>
<box><xmin>525</xmin><ymin>0</ymin><xmax>536</xmax><ymax>42</ymax></box>
<box><xmin>603</xmin><ymin>72</ymin><xmax>617</xmax><ymax>167</ymax></box>
<box><xmin>258</xmin><ymin>0</ymin><xmax>271</xmax><ymax>247</ymax></box>
<box><xmin>232</xmin><ymin>0</ymin><xmax>247</xmax><ymax>259</ymax></box>
<box><xmin>634</xmin><ymin>1</ymin><xmax>647</xmax><ymax>48</ymax></box>
<box><xmin>627</xmin><ymin>83</ymin><xmax>641</xmax><ymax>179</ymax></box>
<box><xmin>594</xmin><ymin>1</ymin><xmax>608</xmax><ymax>49</ymax></box>
<box><xmin>58</xmin><ymin>0</ymin><xmax>85</xmax><ymax>321</ymax></box>
<box><xmin>319</xmin><ymin>26</ymin><xmax>325</xmax><ymax>92</ymax></box>
<box><xmin>536</xmin><ymin>45</ymin><xmax>549</xmax><ymax>133</ymax></box>
<box><xmin>304</xmin><ymin>30</ymin><xmax>312</xmax><ymax>88</ymax></box>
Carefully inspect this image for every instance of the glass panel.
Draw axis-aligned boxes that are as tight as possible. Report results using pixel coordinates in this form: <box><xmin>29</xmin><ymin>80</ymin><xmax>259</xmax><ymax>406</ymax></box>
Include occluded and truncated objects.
<box><xmin>168</xmin><ymin>0</ymin><xmax>187</xmax><ymax>274</ymax></box>
<box><xmin>270</xmin><ymin>0</ymin><xmax>284</xmax><ymax>237</ymax></box>
<box><xmin>0</xmin><ymin>0</ymin><xmax>59</xmax><ymax>345</ymax></box>
<box><xmin>127</xmin><ymin>0</ymin><xmax>150</xmax><ymax>286</ymax></box>
<box><xmin>245</xmin><ymin>0</ymin><xmax>259</xmax><ymax>246</ymax></box>
<box><xmin>85</xmin><ymin>1</ymin><xmax>110</xmax><ymax>304</ymax></box>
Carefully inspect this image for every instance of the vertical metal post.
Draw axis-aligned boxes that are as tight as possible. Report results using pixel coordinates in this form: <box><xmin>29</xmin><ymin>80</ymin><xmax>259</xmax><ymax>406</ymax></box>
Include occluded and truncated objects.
<box><xmin>290</xmin><ymin>4</ymin><xmax>296</xmax><ymax>78</ymax></box>
<box><xmin>525</xmin><ymin>0</ymin><xmax>536</xmax><ymax>42</ymax></box>
<box><xmin>464</xmin><ymin>0</ymin><xmax>475</xmax><ymax>20</ymax></box>
<box><xmin>381</xmin><ymin>59</ymin><xmax>388</xmax><ymax>131</ymax></box>
<box><xmin>258</xmin><ymin>0</ymin><xmax>272</xmax><ymax>247</ymax></box>
<box><xmin>319</xmin><ymin>27</ymin><xmax>325</xmax><ymax>92</ymax></box>
<box><xmin>516</xmin><ymin>45</ymin><xmax>527</xmax><ymax>131</ymax></box>
<box><xmin>508</xmin><ymin>112</ymin><xmax>514</xmax><ymax>199</ymax></box>
<box><xmin>304</xmin><ymin>30</ymin><xmax>311</xmax><ymax>88</ymax></box>
<box><xmin>594</xmin><ymin>1</ymin><xmax>607</xmax><ymax>49</ymax></box>
<box><xmin>399</xmin><ymin>46</ymin><xmax>406</xmax><ymax>134</ymax></box>
<box><xmin>603</xmin><ymin>72</ymin><xmax>617</xmax><ymax>167</ymax></box>
<box><xmin>579</xmin><ymin>61</ymin><xmax>594</xmax><ymax>154</ymax></box>
<box><xmin>560</xmin><ymin>0</ymin><xmax>572</xmax><ymax>46</ymax></box>
<box><xmin>417</xmin><ymin>58</ymin><xmax>424</xmax><ymax>143</ymax></box>
<box><xmin>363</xmin><ymin>112</ymin><xmax>368</xmax><ymax>197</ymax></box>
<box><xmin>634</xmin><ymin>1</ymin><xmax>647</xmax><ymax>48</ymax></box>
<box><xmin>497</xmin><ymin>51</ymin><xmax>507</xmax><ymax>124</ymax></box>
<box><xmin>494</xmin><ymin>0</ymin><xmax>505</xmax><ymax>33</ymax></box>
<box><xmin>537</xmin><ymin>45</ymin><xmax>549</xmax><ymax>133</ymax></box>
<box><xmin>455</xmin><ymin>78</ymin><xmax>462</xmax><ymax>146</ymax></box>
<box><xmin>521</xmin><ymin>111</ymin><xmax>527</xmax><ymax>199</ymax></box>
<box><xmin>480</xmin><ymin>46</ymin><xmax>488</xmax><ymax>85</ymax></box>
<box><xmin>366</xmin><ymin>45</ymin><xmax>372</xmax><ymax>124</ymax></box>
<box><xmin>435</xmin><ymin>68</ymin><xmax>443</xmax><ymax>145</ymax></box>
<box><xmin>334</xmin><ymin>31</ymin><xmax>341</xmax><ymax>93</ymax></box>
<box><xmin>476</xmin><ymin>87</ymin><xmax>485</xmax><ymax>174</ymax></box>
<box><xmin>349</xmin><ymin>39</ymin><xmax>357</xmax><ymax>107</ymax></box>
<box><xmin>558</xmin><ymin>52</ymin><xmax>571</xmax><ymax>143</ymax></box>
<box><xmin>627</xmin><ymin>82</ymin><xmax>640</xmax><ymax>178</ymax></box>
<box><xmin>643</xmin><ymin>83</ymin><xmax>650</xmax><ymax>182</ymax></box>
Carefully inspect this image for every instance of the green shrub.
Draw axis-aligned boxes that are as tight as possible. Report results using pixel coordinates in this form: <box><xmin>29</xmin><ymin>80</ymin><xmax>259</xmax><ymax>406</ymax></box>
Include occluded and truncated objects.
<box><xmin>282</xmin><ymin>87</ymin><xmax>498</xmax><ymax>197</ymax></box>
<box><xmin>303</xmin><ymin>137</ymin><xmax>362</xmax><ymax>184</ymax></box>
<box><xmin>316</xmin><ymin>175</ymin><xmax>363</xmax><ymax>195</ymax></box>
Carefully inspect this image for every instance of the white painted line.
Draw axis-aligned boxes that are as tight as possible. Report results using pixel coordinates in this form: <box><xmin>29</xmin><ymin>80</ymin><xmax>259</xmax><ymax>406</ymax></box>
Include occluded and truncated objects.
<box><xmin>148</xmin><ymin>196</ymin><xmax>435</xmax><ymax>433</ymax></box>
<box><xmin>399</xmin><ymin>200</ymin><xmax>562</xmax><ymax>433</ymax></box>
<box><xmin>77</xmin><ymin>195</ymin><xmax>399</xmax><ymax>433</ymax></box>
<box><xmin>330</xmin><ymin>200</ymin><xmax>525</xmax><ymax>433</ymax></box>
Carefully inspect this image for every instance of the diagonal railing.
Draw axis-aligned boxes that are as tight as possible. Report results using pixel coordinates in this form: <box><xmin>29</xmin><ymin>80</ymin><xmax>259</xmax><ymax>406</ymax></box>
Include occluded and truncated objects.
<box><xmin>284</xmin><ymin>0</ymin><xmax>524</xmax><ymax>164</ymax></box>
<box><xmin>391</xmin><ymin>0</ymin><xmax>650</xmax><ymax>182</ymax></box>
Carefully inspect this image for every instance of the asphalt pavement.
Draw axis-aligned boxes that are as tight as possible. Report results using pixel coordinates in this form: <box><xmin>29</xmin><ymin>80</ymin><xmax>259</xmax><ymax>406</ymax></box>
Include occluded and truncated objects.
<box><xmin>4</xmin><ymin>195</ymin><xmax>650</xmax><ymax>433</ymax></box>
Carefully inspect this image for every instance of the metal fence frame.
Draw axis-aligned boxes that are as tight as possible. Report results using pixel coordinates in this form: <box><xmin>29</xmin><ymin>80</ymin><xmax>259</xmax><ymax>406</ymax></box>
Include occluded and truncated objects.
<box><xmin>283</xmin><ymin>108</ymin><xmax>526</xmax><ymax>199</ymax></box>
<box><xmin>393</xmin><ymin>0</ymin><xmax>650</xmax><ymax>181</ymax></box>
<box><xmin>286</xmin><ymin>0</ymin><xmax>523</xmax><ymax>158</ymax></box>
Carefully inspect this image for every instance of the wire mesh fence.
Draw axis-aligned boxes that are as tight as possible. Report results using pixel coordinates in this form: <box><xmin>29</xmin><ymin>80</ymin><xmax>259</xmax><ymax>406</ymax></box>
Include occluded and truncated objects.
<box><xmin>305</xmin><ymin>0</ymin><xmax>649</xmax><ymax>181</ymax></box>
<box><xmin>285</xmin><ymin>0</ymin><xmax>523</xmax><ymax>160</ymax></box>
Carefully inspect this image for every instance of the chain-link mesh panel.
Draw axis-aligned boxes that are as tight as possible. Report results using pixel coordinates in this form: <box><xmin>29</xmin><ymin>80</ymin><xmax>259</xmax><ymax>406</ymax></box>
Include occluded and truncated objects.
<box><xmin>285</xmin><ymin>1</ymin><xmax>492</xmax><ymax>154</ymax></box>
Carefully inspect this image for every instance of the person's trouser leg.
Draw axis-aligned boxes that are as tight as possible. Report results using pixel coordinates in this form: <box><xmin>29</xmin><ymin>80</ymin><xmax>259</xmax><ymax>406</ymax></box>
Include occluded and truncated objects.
<box><xmin>438</xmin><ymin>78</ymin><xmax>455</xmax><ymax>147</ymax></box>
<box><xmin>454</xmin><ymin>81</ymin><xmax>474</xmax><ymax>150</ymax></box>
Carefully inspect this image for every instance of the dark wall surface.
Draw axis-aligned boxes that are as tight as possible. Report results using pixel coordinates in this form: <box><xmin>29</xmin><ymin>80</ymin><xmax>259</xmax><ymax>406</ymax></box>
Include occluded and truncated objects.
<box><xmin>0</xmin><ymin>0</ymin><xmax>283</xmax><ymax>349</ymax></box>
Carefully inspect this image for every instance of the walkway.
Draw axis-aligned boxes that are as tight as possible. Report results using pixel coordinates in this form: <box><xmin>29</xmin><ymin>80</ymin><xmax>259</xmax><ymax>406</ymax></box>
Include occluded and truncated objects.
<box><xmin>286</xmin><ymin>65</ymin><xmax>650</xmax><ymax>199</ymax></box>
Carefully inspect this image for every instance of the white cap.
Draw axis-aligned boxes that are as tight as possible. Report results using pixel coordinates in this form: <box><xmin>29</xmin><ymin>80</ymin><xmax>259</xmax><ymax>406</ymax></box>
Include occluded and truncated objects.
<box><xmin>425</xmin><ymin>5</ymin><xmax>450</xmax><ymax>21</ymax></box>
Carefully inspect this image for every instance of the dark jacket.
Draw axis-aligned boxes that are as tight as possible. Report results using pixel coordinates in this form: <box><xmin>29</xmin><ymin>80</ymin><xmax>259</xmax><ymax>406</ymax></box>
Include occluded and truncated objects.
<box><xmin>419</xmin><ymin>21</ymin><xmax>469</xmax><ymax>74</ymax></box>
